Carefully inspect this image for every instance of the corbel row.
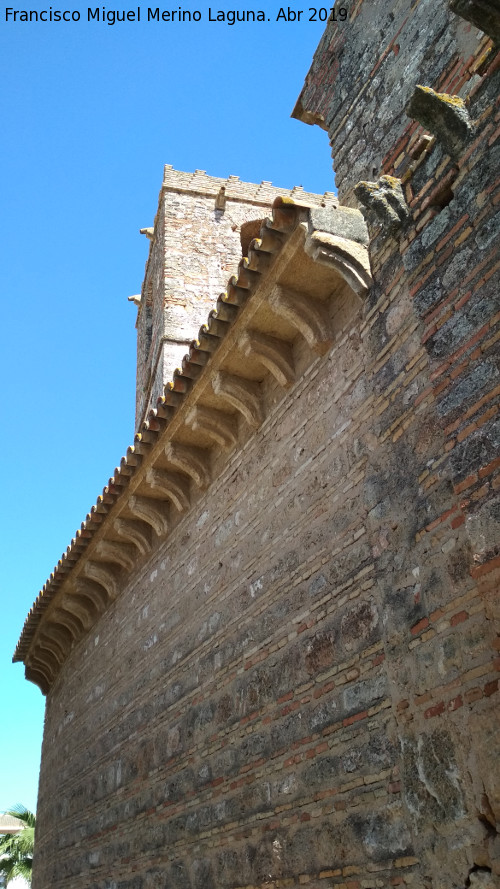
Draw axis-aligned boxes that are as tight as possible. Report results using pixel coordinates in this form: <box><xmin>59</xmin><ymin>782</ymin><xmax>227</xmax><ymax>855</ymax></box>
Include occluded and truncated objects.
<box><xmin>18</xmin><ymin>197</ymin><xmax>372</xmax><ymax>693</ymax></box>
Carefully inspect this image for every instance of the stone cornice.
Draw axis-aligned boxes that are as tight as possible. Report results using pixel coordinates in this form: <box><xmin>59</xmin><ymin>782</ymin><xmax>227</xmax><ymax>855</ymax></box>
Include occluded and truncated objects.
<box><xmin>14</xmin><ymin>196</ymin><xmax>371</xmax><ymax>695</ymax></box>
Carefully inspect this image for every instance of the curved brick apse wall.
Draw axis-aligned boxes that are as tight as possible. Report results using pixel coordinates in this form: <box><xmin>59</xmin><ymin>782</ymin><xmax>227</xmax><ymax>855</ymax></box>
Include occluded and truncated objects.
<box><xmin>19</xmin><ymin>1</ymin><xmax>499</xmax><ymax>887</ymax></box>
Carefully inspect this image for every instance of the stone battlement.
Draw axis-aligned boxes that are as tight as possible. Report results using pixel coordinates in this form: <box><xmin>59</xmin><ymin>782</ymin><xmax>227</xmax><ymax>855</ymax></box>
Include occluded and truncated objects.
<box><xmin>161</xmin><ymin>163</ymin><xmax>338</xmax><ymax>205</ymax></box>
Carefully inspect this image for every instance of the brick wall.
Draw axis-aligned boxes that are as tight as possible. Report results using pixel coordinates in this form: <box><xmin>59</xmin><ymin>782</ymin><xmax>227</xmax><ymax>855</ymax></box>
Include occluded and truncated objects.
<box><xmin>291</xmin><ymin>0</ymin><xmax>500</xmax><ymax>883</ymax></box>
<box><xmin>293</xmin><ymin>0</ymin><xmax>486</xmax><ymax>206</ymax></box>
<box><xmin>34</xmin><ymin>215</ymin><xmax>497</xmax><ymax>889</ymax></box>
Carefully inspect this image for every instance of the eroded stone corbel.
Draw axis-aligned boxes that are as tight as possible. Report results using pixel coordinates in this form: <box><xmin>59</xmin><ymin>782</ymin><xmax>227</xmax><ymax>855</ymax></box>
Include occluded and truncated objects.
<box><xmin>406</xmin><ymin>85</ymin><xmax>474</xmax><ymax>160</ymax></box>
<box><xmin>112</xmin><ymin>517</ymin><xmax>152</xmax><ymax>555</ymax></box>
<box><xmin>146</xmin><ymin>467</ymin><xmax>191</xmax><ymax>511</ymax></box>
<box><xmin>163</xmin><ymin>443</ymin><xmax>211</xmax><ymax>489</ymax></box>
<box><xmin>215</xmin><ymin>186</ymin><xmax>226</xmax><ymax>211</ymax></box>
<box><xmin>253</xmin><ymin>223</ymin><xmax>285</xmax><ymax>254</ymax></box>
<box><xmin>269</xmin><ymin>286</ymin><xmax>332</xmax><ymax>354</ymax></box>
<box><xmin>42</xmin><ymin>620</ymin><xmax>74</xmax><ymax>652</ymax></box>
<box><xmin>239</xmin><ymin>330</ymin><xmax>296</xmax><ymax>388</ymax></box>
<box><xmin>35</xmin><ymin>634</ymin><xmax>65</xmax><ymax>667</ymax></box>
<box><xmin>185</xmin><ymin>405</ymin><xmax>238</xmax><ymax>449</ymax></box>
<box><xmin>128</xmin><ymin>495</ymin><xmax>169</xmax><ymax>537</ymax></box>
<box><xmin>354</xmin><ymin>176</ymin><xmax>410</xmax><ymax>236</ymax></box>
<box><xmin>271</xmin><ymin>198</ymin><xmax>299</xmax><ymax>233</ymax></box>
<box><xmin>41</xmin><ymin>624</ymin><xmax>70</xmax><ymax>657</ymax></box>
<box><xmin>73</xmin><ymin>581</ymin><xmax>109</xmax><ymax>617</ymax></box>
<box><xmin>43</xmin><ymin>613</ymin><xmax>75</xmax><ymax>656</ymax></box>
<box><xmin>212</xmin><ymin>372</ymin><xmax>263</xmax><ymax>428</ymax></box>
<box><xmin>81</xmin><ymin>563</ymin><xmax>119</xmax><ymax>603</ymax></box>
<box><xmin>304</xmin><ymin>232</ymin><xmax>372</xmax><ymax>297</ymax></box>
<box><xmin>50</xmin><ymin>606</ymin><xmax>84</xmax><ymax>640</ymax></box>
<box><xmin>94</xmin><ymin>539</ymin><xmax>137</xmax><ymax>571</ymax></box>
<box><xmin>59</xmin><ymin>592</ymin><xmax>95</xmax><ymax>631</ymax></box>
<box><xmin>25</xmin><ymin>666</ymin><xmax>51</xmax><ymax>696</ymax></box>
<box><xmin>27</xmin><ymin>654</ymin><xmax>57</xmax><ymax>689</ymax></box>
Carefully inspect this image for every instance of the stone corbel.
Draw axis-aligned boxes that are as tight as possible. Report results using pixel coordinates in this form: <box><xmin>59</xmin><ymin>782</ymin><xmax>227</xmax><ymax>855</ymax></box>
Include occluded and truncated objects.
<box><xmin>252</xmin><ymin>223</ymin><xmax>285</xmax><ymax>254</ymax></box>
<box><xmin>50</xmin><ymin>606</ymin><xmax>85</xmax><ymax>640</ymax></box>
<box><xmin>185</xmin><ymin>405</ymin><xmax>238</xmax><ymax>449</ymax></box>
<box><xmin>81</xmin><ymin>563</ymin><xmax>119</xmax><ymax>603</ymax></box>
<box><xmin>34</xmin><ymin>635</ymin><xmax>64</xmax><ymax>667</ymax></box>
<box><xmin>112</xmin><ymin>517</ymin><xmax>152</xmax><ymax>555</ymax></box>
<box><xmin>239</xmin><ymin>330</ymin><xmax>296</xmax><ymax>388</ymax></box>
<box><xmin>269</xmin><ymin>286</ymin><xmax>333</xmax><ymax>355</ymax></box>
<box><xmin>59</xmin><ymin>592</ymin><xmax>95</xmax><ymax>631</ymax></box>
<box><xmin>74</xmin><ymin>579</ymin><xmax>110</xmax><ymax>616</ymax></box>
<box><xmin>25</xmin><ymin>666</ymin><xmax>51</xmax><ymax>696</ymax></box>
<box><xmin>26</xmin><ymin>654</ymin><xmax>57</xmax><ymax>689</ymax></box>
<box><xmin>146</xmin><ymin>467</ymin><xmax>191</xmax><ymax>511</ymax></box>
<box><xmin>406</xmin><ymin>85</ymin><xmax>473</xmax><ymax>160</ymax></box>
<box><xmin>163</xmin><ymin>442</ymin><xmax>211</xmax><ymax>489</ymax></box>
<box><xmin>449</xmin><ymin>0</ymin><xmax>500</xmax><ymax>43</ymax></box>
<box><xmin>94</xmin><ymin>539</ymin><xmax>137</xmax><ymax>571</ymax></box>
<box><xmin>212</xmin><ymin>371</ymin><xmax>263</xmax><ymax>428</ymax></box>
<box><xmin>304</xmin><ymin>232</ymin><xmax>372</xmax><ymax>297</ymax></box>
<box><xmin>128</xmin><ymin>495</ymin><xmax>169</xmax><ymax>537</ymax></box>
<box><xmin>354</xmin><ymin>176</ymin><xmax>410</xmax><ymax>235</ymax></box>
<box><xmin>42</xmin><ymin>620</ymin><xmax>74</xmax><ymax>652</ymax></box>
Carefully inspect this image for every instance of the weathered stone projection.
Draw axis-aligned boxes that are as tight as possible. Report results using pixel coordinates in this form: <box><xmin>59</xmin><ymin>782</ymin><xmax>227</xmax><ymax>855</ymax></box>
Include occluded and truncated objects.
<box><xmin>58</xmin><ymin>591</ymin><xmax>95</xmax><ymax>630</ymax></box>
<box><xmin>406</xmin><ymin>85</ymin><xmax>474</xmax><ymax>160</ymax></box>
<box><xmin>112</xmin><ymin>517</ymin><xmax>151</xmax><ymax>555</ymax></box>
<box><xmin>450</xmin><ymin>0</ymin><xmax>500</xmax><ymax>42</ymax></box>
<box><xmin>303</xmin><ymin>230</ymin><xmax>373</xmax><ymax>295</ymax></box>
<box><xmin>94</xmin><ymin>539</ymin><xmax>136</xmax><ymax>571</ymax></box>
<box><xmin>163</xmin><ymin>442</ymin><xmax>211</xmax><ymax>489</ymax></box>
<box><xmin>82</xmin><ymin>561</ymin><xmax>119</xmax><ymax>602</ymax></box>
<box><xmin>212</xmin><ymin>371</ymin><xmax>264</xmax><ymax>427</ymax></box>
<box><xmin>145</xmin><ymin>468</ymin><xmax>191</xmax><ymax>511</ymax></box>
<box><xmin>239</xmin><ymin>329</ymin><xmax>296</xmax><ymax>388</ymax></box>
<box><xmin>185</xmin><ymin>405</ymin><xmax>238</xmax><ymax>449</ymax></box>
<box><xmin>50</xmin><ymin>606</ymin><xmax>84</xmax><ymax>640</ymax></box>
<box><xmin>128</xmin><ymin>495</ymin><xmax>169</xmax><ymax>536</ymax></box>
<box><xmin>354</xmin><ymin>176</ymin><xmax>410</xmax><ymax>235</ymax></box>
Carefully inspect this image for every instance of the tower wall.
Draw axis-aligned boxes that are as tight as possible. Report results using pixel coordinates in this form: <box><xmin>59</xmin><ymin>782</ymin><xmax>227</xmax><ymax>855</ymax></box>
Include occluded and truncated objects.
<box><xmin>134</xmin><ymin>167</ymin><xmax>337</xmax><ymax>430</ymax></box>
<box><xmin>293</xmin><ymin>0</ymin><xmax>486</xmax><ymax>204</ymax></box>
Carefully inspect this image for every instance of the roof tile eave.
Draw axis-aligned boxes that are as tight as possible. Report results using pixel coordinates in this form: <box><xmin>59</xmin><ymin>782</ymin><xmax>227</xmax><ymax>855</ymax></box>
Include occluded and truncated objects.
<box><xmin>14</xmin><ymin>194</ymin><xmax>323</xmax><ymax>671</ymax></box>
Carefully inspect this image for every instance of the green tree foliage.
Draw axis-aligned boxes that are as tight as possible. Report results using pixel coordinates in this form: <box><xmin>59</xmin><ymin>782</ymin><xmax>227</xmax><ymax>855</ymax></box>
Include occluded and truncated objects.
<box><xmin>0</xmin><ymin>806</ymin><xmax>35</xmax><ymax>887</ymax></box>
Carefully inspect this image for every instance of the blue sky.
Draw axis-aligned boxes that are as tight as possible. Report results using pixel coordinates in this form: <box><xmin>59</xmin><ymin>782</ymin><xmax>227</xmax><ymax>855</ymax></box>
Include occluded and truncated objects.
<box><xmin>0</xmin><ymin>3</ymin><xmax>335</xmax><ymax>814</ymax></box>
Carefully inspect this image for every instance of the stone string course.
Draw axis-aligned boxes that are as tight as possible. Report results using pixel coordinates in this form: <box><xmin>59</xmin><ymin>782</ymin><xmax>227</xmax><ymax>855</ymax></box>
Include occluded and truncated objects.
<box><xmin>19</xmin><ymin>1</ymin><xmax>500</xmax><ymax>888</ymax></box>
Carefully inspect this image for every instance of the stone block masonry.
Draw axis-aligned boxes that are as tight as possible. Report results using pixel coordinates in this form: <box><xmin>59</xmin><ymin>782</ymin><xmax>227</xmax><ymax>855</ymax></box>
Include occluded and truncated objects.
<box><xmin>134</xmin><ymin>167</ymin><xmax>337</xmax><ymax>431</ymax></box>
<box><xmin>294</xmin><ymin>0</ymin><xmax>500</xmax><ymax>884</ymax></box>
<box><xmin>17</xmin><ymin>0</ymin><xmax>500</xmax><ymax>887</ymax></box>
